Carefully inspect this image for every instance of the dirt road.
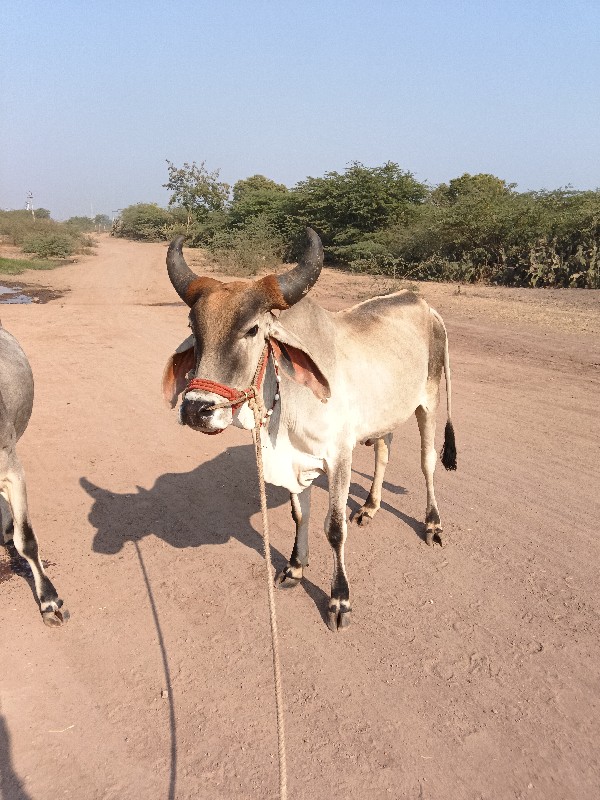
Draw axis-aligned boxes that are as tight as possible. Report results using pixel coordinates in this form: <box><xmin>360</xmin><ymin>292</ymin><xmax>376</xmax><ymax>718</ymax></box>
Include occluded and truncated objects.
<box><xmin>1</xmin><ymin>236</ymin><xmax>599</xmax><ymax>800</ymax></box>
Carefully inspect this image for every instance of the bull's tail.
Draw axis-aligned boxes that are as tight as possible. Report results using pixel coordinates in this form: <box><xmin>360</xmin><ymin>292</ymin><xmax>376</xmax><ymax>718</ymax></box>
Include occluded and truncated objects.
<box><xmin>441</xmin><ymin>420</ymin><xmax>457</xmax><ymax>471</ymax></box>
<box><xmin>433</xmin><ymin>310</ymin><xmax>457</xmax><ymax>471</ymax></box>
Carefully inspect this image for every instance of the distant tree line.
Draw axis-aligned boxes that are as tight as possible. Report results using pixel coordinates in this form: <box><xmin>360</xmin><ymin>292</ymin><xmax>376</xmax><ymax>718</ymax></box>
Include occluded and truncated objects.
<box><xmin>110</xmin><ymin>159</ymin><xmax>600</xmax><ymax>288</ymax></box>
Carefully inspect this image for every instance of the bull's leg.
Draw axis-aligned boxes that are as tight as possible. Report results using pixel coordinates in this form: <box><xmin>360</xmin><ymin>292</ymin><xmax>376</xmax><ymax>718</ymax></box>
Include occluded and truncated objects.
<box><xmin>2</xmin><ymin>459</ymin><xmax>69</xmax><ymax>626</ymax></box>
<box><xmin>276</xmin><ymin>488</ymin><xmax>311</xmax><ymax>589</ymax></box>
<box><xmin>1</xmin><ymin>495</ymin><xmax>14</xmax><ymax>542</ymax></box>
<box><xmin>325</xmin><ymin>454</ymin><xmax>352</xmax><ymax>631</ymax></box>
<box><xmin>415</xmin><ymin>403</ymin><xmax>444</xmax><ymax>546</ymax></box>
<box><xmin>354</xmin><ymin>433</ymin><xmax>393</xmax><ymax>526</ymax></box>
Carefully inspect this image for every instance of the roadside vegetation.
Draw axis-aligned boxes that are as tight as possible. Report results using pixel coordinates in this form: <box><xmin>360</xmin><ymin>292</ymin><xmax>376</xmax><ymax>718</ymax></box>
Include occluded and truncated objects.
<box><xmin>0</xmin><ymin>256</ymin><xmax>60</xmax><ymax>275</ymax></box>
<box><xmin>112</xmin><ymin>161</ymin><xmax>600</xmax><ymax>288</ymax></box>
<box><xmin>0</xmin><ymin>210</ymin><xmax>109</xmax><ymax>273</ymax></box>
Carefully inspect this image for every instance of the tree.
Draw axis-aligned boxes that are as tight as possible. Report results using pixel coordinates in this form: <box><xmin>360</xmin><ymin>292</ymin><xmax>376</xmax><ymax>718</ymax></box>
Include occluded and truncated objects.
<box><xmin>163</xmin><ymin>160</ymin><xmax>230</xmax><ymax>233</ymax></box>
<box><xmin>94</xmin><ymin>213</ymin><xmax>111</xmax><ymax>230</ymax></box>
<box><xmin>430</xmin><ymin>173</ymin><xmax>515</xmax><ymax>207</ymax></box>
<box><xmin>65</xmin><ymin>216</ymin><xmax>95</xmax><ymax>232</ymax></box>
<box><xmin>33</xmin><ymin>208</ymin><xmax>51</xmax><ymax>219</ymax></box>
<box><xmin>229</xmin><ymin>174</ymin><xmax>290</xmax><ymax>229</ymax></box>
<box><xmin>291</xmin><ymin>161</ymin><xmax>427</xmax><ymax>261</ymax></box>
<box><xmin>231</xmin><ymin>174</ymin><xmax>287</xmax><ymax>204</ymax></box>
<box><xmin>295</xmin><ymin>162</ymin><xmax>425</xmax><ymax>234</ymax></box>
<box><xmin>114</xmin><ymin>203</ymin><xmax>172</xmax><ymax>241</ymax></box>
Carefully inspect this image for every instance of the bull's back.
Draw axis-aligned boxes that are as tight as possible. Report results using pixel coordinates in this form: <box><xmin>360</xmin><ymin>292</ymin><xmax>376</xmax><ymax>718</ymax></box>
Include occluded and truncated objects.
<box><xmin>0</xmin><ymin>327</ymin><xmax>34</xmax><ymax>442</ymax></box>
<box><xmin>333</xmin><ymin>291</ymin><xmax>432</xmax><ymax>436</ymax></box>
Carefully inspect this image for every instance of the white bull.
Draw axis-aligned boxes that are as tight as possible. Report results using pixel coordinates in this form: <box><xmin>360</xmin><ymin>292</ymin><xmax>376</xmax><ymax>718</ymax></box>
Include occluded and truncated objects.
<box><xmin>163</xmin><ymin>229</ymin><xmax>456</xmax><ymax>630</ymax></box>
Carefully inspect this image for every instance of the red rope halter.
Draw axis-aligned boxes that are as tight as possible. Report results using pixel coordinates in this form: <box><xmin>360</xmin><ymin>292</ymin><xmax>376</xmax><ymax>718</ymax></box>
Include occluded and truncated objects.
<box><xmin>184</xmin><ymin>343</ymin><xmax>270</xmax><ymax>413</ymax></box>
<box><xmin>184</xmin><ymin>378</ymin><xmax>253</xmax><ymax>411</ymax></box>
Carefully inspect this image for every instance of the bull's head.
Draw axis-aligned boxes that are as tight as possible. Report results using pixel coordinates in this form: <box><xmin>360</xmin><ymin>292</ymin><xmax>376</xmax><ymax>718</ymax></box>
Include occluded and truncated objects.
<box><xmin>162</xmin><ymin>228</ymin><xmax>330</xmax><ymax>434</ymax></box>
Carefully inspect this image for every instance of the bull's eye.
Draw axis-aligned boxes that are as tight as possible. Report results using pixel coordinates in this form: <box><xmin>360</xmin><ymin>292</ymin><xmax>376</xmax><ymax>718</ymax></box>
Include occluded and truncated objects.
<box><xmin>245</xmin><ymin>324</ymin><xmax>259</xmax><ymax>337</ymax></box>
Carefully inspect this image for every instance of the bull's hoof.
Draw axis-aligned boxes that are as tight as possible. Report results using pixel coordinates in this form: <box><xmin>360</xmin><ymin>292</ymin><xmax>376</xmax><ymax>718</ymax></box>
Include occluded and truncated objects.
<box><xmin>276</xmin><ymin>574</ymin><xmax>301</xmax><ymax>590</ymax></box>
<box><xmin>353</xmin><ymin>508</ymin><xmax>375</xmax><ymax>527</ymax></box>
<box><xmin>41</xmin><ymin>600</ymin><xmax>70</xmax><ymax>627</ymax></box>
<box><xmin>275</xmin><ymin>566</ymin><xmax>302</xmax><ymax>590</ymax></box>
<box><xmin>326</xmin><ymin>602</ymin><xmax>352</xmax><ymax>631</ymax></box>
<box><xmin>425</xmin><ymin>525</ymin><xmax>445</xmax><ymax>547</ymax></box>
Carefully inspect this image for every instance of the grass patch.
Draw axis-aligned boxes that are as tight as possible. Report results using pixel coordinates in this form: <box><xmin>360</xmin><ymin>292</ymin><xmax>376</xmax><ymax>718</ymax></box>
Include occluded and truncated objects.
<box><xmin>0</xmin><ymin>256</ymin><xmax>64</xmax><ymax>275</ymax></box>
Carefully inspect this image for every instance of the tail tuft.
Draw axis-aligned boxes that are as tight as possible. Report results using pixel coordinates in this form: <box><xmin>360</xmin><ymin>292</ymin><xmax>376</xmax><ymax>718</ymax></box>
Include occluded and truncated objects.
<box><xmin>441</xmin><ymin>420</ymin><xmax>457</xmax><ymax>471</ymax></box>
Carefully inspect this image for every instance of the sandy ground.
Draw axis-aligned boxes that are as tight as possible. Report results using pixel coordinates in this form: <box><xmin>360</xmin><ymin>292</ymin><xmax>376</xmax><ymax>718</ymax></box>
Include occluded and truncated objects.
<box><xmin>0</xmin><ymin>235</ymin><xmax>599</xmax><ymax>800</ymax></box>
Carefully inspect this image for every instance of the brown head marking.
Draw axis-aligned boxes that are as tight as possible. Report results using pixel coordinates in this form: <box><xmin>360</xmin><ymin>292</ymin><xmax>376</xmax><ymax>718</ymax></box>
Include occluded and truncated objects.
<box><xmin>184</xmin><ymin>276</ymin><xmax>222</xmax><ymax>306</ymax></box>
<box><xmin>256</xmin><ymin>275</ymin><xmax>290</xmax><ymax>311</ymax></box>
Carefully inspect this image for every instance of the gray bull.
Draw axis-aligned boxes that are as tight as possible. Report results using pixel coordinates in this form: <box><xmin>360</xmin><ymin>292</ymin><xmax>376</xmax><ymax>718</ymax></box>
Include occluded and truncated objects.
<box><xmin>0</xmin><ymin>324</ymin><xmax>68</xmax><ymax>626</ymax></box>
<box><xmin>163</xmin><ymin>229</ymin><xmax>456</xmax><ymax>630</ymax></box>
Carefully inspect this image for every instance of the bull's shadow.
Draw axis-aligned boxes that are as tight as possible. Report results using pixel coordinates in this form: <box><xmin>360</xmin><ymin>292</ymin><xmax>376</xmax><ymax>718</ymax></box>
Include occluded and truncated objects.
<box><xmin>85</xmin><ymin>444</ymin><xmax>292</xmax><ymax>556</ymax></box>
<box><xmin>82</xmin><ymin>444</ymin><xmax>329</xmax><ymax>616</ymax></box>
<box><xmin>83</xmin><ymin>445</ymin><xmax>424</xmax><ymax>608</ymax></box>
<box><xmin>0</xmin><ymin>713</ymin><xmax>32</xmax><ymax>800</ymax></box>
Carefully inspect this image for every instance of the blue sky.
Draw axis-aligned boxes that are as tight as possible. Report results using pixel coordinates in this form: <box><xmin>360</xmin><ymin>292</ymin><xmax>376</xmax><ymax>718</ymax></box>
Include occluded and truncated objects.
<box><xmin>1</xmin><ymin>1</ymin><xmax>599</xmax><ymax>219</ymax></box>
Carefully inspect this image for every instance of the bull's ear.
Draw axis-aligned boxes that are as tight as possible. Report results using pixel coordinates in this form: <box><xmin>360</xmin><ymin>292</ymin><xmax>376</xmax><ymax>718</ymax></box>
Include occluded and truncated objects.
<box><xmin>161</xmin><ymin>335</ymin><xmax>195</xmax><ymax>407</ymax></box>
<box><xmin>269</xmin><ymin>327</ymin><xmax>331</xmax><ymax>402</ymax></box>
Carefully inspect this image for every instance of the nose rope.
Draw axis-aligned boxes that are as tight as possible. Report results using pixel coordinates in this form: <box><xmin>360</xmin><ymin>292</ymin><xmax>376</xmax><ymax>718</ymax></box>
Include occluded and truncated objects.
<box><xmin>184</xmin><ymin>378</ymin><xmax>254</xmax><ymax>412</ymax></box>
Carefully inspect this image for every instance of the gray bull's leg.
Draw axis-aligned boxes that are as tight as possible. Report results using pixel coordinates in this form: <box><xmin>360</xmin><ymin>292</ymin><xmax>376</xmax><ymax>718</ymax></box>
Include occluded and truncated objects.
<box><xmin>353</xmin><ymin>433</ymin><xmax>393</xmax><ymax>526</ymax></box>
<box><xmin>325</xmin><ymin>453</ymin><xmax>352</xmax><ymax>631</ymax></box>
<box><xmin>415</xmin><ymin>402</ymin><xmax>444</xmax><ymax>546</ymax></box>
<box><xmin>276</xmin><ymin>488</ymin><xmax>311</xmax><ymax>589</ymax></box>
<box><xmin>1</xmin><ymin>496</ymin><xmax>14</xmax><ymax>543</ymax></box>
<box><xmin>1</xmin><ymin>456</ymin><xmax>69</xmax><ymax>626</ymax></box>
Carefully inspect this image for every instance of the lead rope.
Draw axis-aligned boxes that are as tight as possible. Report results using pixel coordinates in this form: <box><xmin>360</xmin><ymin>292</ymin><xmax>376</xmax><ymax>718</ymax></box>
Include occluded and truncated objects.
<box><xmin>186</xmin><ymin>346</ymin><xmax>288</xmax><ymax>797</ymax></box>
<box><xmin>250</xmin><ymin>397</ymin><xmax>288</xmax><ymax>800</ymax></box>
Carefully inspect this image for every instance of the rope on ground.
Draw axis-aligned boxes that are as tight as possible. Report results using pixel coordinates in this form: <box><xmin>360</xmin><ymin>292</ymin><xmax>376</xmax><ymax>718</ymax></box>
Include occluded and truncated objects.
<box><xmin>251</xmin><ymin>400</ymin><xmax>288</xmax><ymax>800</ymax></box>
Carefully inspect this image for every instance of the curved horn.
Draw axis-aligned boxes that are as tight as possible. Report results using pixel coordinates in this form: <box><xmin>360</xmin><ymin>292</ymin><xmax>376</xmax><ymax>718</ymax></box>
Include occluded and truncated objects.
<box><xmin>276</xmin><ymin>227</ymin><xmax>323</xmax><ymax>306</ymax></box>
<box><xmin>166</xmin><ymin>236</ymin><xmax>199</xmax><ymax>305</ymax></box>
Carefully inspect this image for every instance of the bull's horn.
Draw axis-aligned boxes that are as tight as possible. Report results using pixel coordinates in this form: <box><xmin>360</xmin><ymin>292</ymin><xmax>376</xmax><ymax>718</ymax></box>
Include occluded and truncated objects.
<box><xmin>166</xmin><ymin>236</ymin><xmax>198</xmax><ymax>305</ymax></box>
<box><xmin>276</xmin><ymin>227</ymin><xmax>323</xmax><ymax>306</ymax></box>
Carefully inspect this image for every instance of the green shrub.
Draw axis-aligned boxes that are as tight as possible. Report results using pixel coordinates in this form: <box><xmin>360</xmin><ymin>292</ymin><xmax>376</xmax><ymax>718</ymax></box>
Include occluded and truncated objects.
<box><xmin>207</xmin><ymin>214</ymin><xmax>286</xmax><ymax>275</ymax></box>
<box><xmin>0</xmin><ymin>210</ymin><xmax>39</xmax><ymax>245</ymax></box>
<box><xmin>21</xmin><ymin>231</ymin><xmax>77</xmax><ymax>258</ymax></box>
<box><xmin>0</xmin><ymin>211</ymin><xmax>91</xmax><ymax>259</ymax></box>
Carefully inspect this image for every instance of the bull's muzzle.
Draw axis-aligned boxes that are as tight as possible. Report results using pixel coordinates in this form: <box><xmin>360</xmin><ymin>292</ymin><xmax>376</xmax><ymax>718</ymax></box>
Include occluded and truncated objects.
<box><xmin>179</xmin><ymin>393</ymin><xmax>231</xmax><ymax>434</ymax></box>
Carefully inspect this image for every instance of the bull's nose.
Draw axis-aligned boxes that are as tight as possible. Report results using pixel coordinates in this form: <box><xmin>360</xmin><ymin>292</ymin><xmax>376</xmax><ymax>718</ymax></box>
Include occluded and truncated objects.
<box><xmin>180</xmin><ymin>397</ymin><xmax>216</xmax><ymax>428</ymax></box>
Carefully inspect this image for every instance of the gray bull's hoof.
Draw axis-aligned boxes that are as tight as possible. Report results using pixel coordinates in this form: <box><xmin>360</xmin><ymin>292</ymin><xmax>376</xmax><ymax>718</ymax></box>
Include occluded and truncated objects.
<box><xmin>327</xmin><ymin>600</ymin><xmax>352</xmax><ymax>631</ymax></box>
<box><xmin>41</xmin><ymin>599</ymin><xmax>70</xmax><ymax>627</ymax></box>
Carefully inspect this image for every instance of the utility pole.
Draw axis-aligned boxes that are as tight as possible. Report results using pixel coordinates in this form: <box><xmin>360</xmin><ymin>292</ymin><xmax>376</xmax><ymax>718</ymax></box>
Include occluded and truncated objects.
<box><xmin>25</xmin><ymin>191</ymin><xmax>35</xmax><ymax>218</ymax></box>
